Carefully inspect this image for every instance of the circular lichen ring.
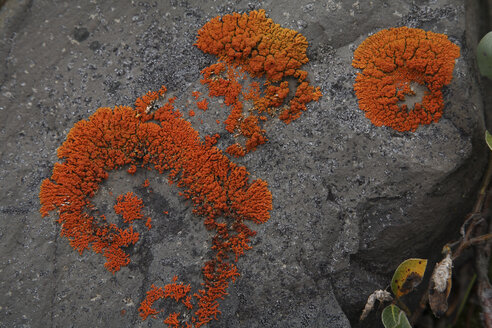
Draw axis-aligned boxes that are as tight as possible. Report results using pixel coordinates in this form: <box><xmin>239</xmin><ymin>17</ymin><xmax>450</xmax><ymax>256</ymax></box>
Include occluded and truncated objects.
<box><xmin>352</xmin><ymin>27</ymin><xmax>460</xmax><ymax>132</ymax></box>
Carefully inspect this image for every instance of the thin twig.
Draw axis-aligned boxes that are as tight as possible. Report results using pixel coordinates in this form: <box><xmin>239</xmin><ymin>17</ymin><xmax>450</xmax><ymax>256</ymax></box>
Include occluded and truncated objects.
<box><xmin>473</xmin><ymin>156</ymin><xmax>492</xmax><ymax>214</ymax></box>
<box><xmin>464</xmin><ymin>233</ymin><xmax>492</xmax><ymax>247</ymax></box>
<box><xmin>453</xmin><ymin>218</ymin><xmax>485</xmax><ymax>260</ymax></box>
<box><xmin>474</xmin><ymin>156</ymin><xmax>492</xmax><ymax>327</ymax></box>
<box><xmin>411</xmin><ymin>155</ymin><xmax>492</xmax><ymax>325</ymax></box>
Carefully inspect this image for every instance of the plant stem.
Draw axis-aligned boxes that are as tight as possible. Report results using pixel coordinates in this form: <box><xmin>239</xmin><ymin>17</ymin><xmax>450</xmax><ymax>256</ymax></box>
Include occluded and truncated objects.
<box><xmin>474</xmin><ymin>155</ymin><xmax>492</xmax><ymax>327</ymax></box>
<box><xmin>473</xmin><ymin>155</ymin><xmax>492</xmax><ymax>214</ymax></box>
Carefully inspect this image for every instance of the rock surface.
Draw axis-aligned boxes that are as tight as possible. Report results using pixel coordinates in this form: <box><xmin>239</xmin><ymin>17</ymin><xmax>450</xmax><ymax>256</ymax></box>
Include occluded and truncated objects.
<box><xmin>0</xmin><ymin>0</ymin><xmax>487</xmax><ymax>327</ymax></box>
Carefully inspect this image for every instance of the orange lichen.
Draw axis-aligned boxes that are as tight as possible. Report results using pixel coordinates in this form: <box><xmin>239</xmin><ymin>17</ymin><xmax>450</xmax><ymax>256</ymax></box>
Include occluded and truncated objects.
<box><xmin>195</xmin><ymin>10</ymin><xmax>308</xmax><ymax>81</ymax></box>
<box><xmin>135</xmin><ymin>86</ymin><xmax>168</xmax><ymax>116</ymax></box>
<box><xmin>254</xmin><ymin>81</ymin><xmax>290</xmax><ymax>114</ymax></box>
<box><xmin>352</xmin><ymin>27</ymin><xmax>460</xmax><ymax>131</ymax></box>
<box><xmin>200</xmin><ymin>63</ymin><xmax>243</xmax><ymax>107</ymax></box>
<box><xmin>242</xmin><ymin>81</ymin><xmax>260</xmax><ymax>101</ymax></box>
<box><xmin>39</xmin><ymin>9</ymin><xmax>316</xmax><ymax>326</ymax></box>
<box><xmin>139</xmin><ymin>284</ymin><xmax>164</xmax><ymax>320</ymax></box>
<box><xmin>203</xmin><ymin>133</ymin><xmax>220</xmax><ymax>148</ymax></box>
<box><xmin>164</xmin><ymin>312</ymin><xmax>181</xmax><ymax>328</ymax></box>
<box><xmin>195</xmin><ymin>9</ymin><xmax>321</xmax><ymax>156</ymax></box>
<box><xmin>192</xmin><ymin>91</ymin><xmax>201</xmax><ymax>100</ymax></box>
<box><xmin>145</xmin><ymin>217</ymin><xmax>152</xmax><ymax>230</ymax></box>
<box><xmin>40</xmin><ymin>85</ymin><xmax>272</xmax><ymax>326</ymax></box>
<box><xmin>278</xmin><ymin>81</ymin><xmax>322</xmax><ymax>124</ymax></box>
<box><xmin>188</xmin><ymin>110</ymin><xmax>195</xmax><ymax>117</ymax></box>
<box><xmin>164</xmin><ymin>276</ymin><xmax>192</xmax><ymax>304</ymax></box>
<box><xmin>127</xmin><ymin>164</ymin><xmax>137</xmax><ymax>175</ymax></box>
<box><xmin>114</xmin><ymin>192</ymin><xmax>145</xmax><ymax>223</ymax></box>
<box><xmin>225</xmin><ymin>143</ymin><xmax>246</xmax><ymax>157</ymax></box>
<box><xmin>196</xmin><ymin>99</ymin><xmax>208</xmax><ymax>111</ymax></box>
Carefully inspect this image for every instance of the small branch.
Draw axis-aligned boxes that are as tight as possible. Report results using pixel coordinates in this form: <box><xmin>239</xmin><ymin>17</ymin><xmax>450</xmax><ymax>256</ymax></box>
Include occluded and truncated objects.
<box><xmin>474</xmin><ymin>156</ymin><xmax>492</xmax><ymax>327</ymax></box>
<box><xmin>411</xmin><ymin>155</ymin><xmax>492</xmax><ymax>325</ymax></box>
<box><xmin>473</xmin><ymin>156</ymin><xmax>492</xmax><ymax>214</ymax></box>
<box><xmin>396</xmin><ymin>298</ymin><xmax>412</xmax><ymax>317</ymax></box>
<box><xmin>453</xmin><ymin>233</ymin><xmax>492</xmax><ymax>259</ymax></box>
<box><xmin>465</xmin><ymin>233</ymin><xmax>492</xmax><ymax>247</ymax></box>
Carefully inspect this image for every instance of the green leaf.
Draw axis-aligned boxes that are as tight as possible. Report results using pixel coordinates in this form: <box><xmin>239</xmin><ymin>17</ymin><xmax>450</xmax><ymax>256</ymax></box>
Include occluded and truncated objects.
<box><xmin>381</xmin><ymin>305</ymin><xmax>412</xmax><ymax>328</ymax></box>
<box><xmin>486</xmin><ymin>130</ymin><xmax>492</xmax><ymax>151</ymax></box>
<box><xmin>477</xmin><ymin>31</ymin><xmax>492</xmax><ymax>79</ymax></box>
<box><xmin>391</xmin><ymin>258</ymin><xmax>427</xmax><ymax>298</ymax></box>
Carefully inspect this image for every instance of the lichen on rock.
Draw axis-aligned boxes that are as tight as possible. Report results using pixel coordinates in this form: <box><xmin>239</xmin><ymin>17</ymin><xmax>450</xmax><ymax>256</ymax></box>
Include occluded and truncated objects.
<box><xmin>39</xmin><ymin>86</ymin><xmax>272</xmax><ymax>327</ymax></box>
<box><xmin>352</xmin><ymin>27</ymin><xmax>460</xmax><ymax>132</ymax></box>
<box><xmin>196</xmin><ymin>9</ymin><xmax>322</xmax><ymax>156</ymax></box>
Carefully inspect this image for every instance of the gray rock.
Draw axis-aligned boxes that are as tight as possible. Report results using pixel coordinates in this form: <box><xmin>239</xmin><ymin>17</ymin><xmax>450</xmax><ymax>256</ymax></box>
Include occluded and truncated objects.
<box><xmin>0</xmin><ymin>0</ymin><xmax>487</xmax><ymax>327</ymax></box>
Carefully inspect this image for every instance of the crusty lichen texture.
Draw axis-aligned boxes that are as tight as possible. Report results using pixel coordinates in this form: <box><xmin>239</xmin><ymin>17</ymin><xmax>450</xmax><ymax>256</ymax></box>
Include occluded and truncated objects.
<box><xmin>39</xmin><ymin>86</ymin><xmax>272</xmax><ymax>327</ymax></box>
<box><xmin>39</xmin><ymin>8</ymin><xmax>322</xmax><ymax>327</ymax></box>
<box><xmin>352</xmin><ymin>27</ymin><xmax>460</xmax><ymax>132</ymax></box>
<box><xmin>196</xmin><ymin>9</ymin><xmax>321</xmax><ymax>156</ymax></box>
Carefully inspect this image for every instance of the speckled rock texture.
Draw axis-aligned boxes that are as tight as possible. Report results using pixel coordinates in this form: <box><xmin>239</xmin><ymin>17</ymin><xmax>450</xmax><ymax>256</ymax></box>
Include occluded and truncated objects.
<box><xmin>0</xmin><ymin>1</ymin><xmax>487</xmax><ymax>327</ymax></box>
